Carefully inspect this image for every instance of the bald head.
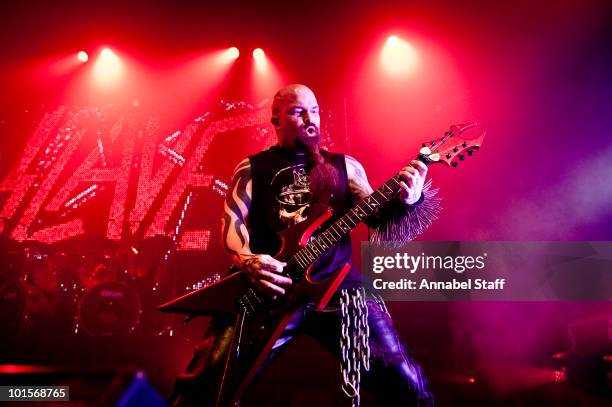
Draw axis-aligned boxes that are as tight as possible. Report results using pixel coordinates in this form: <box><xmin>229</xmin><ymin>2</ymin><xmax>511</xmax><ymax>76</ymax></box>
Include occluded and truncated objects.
<box><xmin>271</xmin><ymin>84</ymin><xmax>320</xmax><ymax>150</ymax></box>
<box><xmin>272</xmin><ymin>84</ymin><xmax>317</xmax><ymax>117</ymax></box>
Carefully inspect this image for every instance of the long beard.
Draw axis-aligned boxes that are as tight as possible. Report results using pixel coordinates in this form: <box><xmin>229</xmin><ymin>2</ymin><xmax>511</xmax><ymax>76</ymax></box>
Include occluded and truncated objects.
<box><xmin>300</xmin><ymin>128</ymin><xmax>338</xmax><ymax>205</ymax></box>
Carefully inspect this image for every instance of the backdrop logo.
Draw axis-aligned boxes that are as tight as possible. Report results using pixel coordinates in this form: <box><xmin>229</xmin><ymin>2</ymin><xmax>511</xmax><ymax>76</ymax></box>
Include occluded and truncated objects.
<box><xmin>0</xmin><ymin>104</ymin><xmax>275</xmax><ymax>247</ymax></box>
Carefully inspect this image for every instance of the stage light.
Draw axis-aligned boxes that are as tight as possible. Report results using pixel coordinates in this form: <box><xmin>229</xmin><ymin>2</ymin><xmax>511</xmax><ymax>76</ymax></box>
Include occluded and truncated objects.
<box><xmin>249</xmin><ymin>47</ymin><xmax>283</xmax><ymax>101</ymax></box>
<box><xmin>227</xmin><ymin>47</ymin><xmax>240</xmax><ymax>60</ymax></box>
<box><xmin>253</xmin><ymin>48</ymin><xmax>268</xmax><ymax>73</ymax></box>
<box><xmin>93</xmin><ymin>47</ymin><xmax>123</xmax><ymax>86</ymax></box>
<box><xmin>380</xmin><ymin>35</ymin><xmax>418</xmax><ymax>75</ymax></box>
<box><xmin>101</xmin><ymin>48</ymin><xmax>114</xmax><ymax>58</ymax></box>
<box><xmin>218</xmin><ymin>47</ymin><xmax>240</xmax><ymax>64</ymax></box>
<box><xmin>77</xmin><ymin>51</ymin><xmax>89</xmax><ymax>63</ymax></box>
<box><xmin>253</xmin><ymin>48</ymin><xmax>265</xmax><ymax>60</ymax></box>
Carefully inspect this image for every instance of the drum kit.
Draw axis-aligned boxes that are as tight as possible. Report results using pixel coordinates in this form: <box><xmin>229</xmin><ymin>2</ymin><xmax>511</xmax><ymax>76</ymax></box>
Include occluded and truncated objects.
<box><xmin>0</xmin><ymin>235</ymin><xmax>177</xmax><ymax>336</ymax></box>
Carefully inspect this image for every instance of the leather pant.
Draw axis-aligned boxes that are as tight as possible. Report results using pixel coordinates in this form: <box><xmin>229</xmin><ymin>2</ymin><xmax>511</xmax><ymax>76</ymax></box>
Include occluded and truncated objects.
<box><xmin>171</xmin><ymin>293</ymin><xmax>433</xmax><ymax>406</ymax></box>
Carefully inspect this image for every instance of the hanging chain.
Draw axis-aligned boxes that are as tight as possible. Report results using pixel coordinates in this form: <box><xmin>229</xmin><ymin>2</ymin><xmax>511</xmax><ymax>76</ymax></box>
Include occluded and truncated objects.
<box><xmin>340</xmin><ymin>287</ymin><xmax>370</xmax><ymax>407</ymax></box>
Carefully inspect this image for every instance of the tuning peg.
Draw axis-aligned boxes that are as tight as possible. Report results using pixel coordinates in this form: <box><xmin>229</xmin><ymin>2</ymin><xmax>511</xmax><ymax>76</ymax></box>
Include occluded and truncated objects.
<box><xmin>446</xmin><ymin>153</ymin><xmax>452</xmax><ymax>159</ymax></box>
<box><xmin>467</xmin><ymin>149</ymin><xmax>473</xmax><ymax>156</ymax></box>
<box><xmin>452</xmin><ymin>162</ymin><xmax>459</xmax><ymax>167</ymax></box>
<box><xmin>458</xmin><ymin>154</ymin><xmax>465</xmax><ymax>160</ymax></box>
<box><xmin>453</xmin><ymin>146</ymin><xmax>459</xmax><ymax>152</ymax></box>
<box><xmin>462</xmin><ymin>142</ymin><xmax>468</xmax><ymax>147</ymax></box>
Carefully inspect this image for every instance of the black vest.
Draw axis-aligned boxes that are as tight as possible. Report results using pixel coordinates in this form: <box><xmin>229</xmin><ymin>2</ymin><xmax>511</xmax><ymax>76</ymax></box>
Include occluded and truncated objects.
<box><xmin>248</xmin><ymin>145</ymin><xmax>360</xmax><ymax>289</ymax></box>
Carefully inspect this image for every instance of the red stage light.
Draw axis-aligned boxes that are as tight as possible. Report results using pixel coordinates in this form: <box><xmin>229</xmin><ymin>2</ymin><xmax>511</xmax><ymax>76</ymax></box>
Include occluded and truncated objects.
<box><xmin>381</xmin><ymin>35</ymin><xmax>418</xmax><ymax>75</ymax></box>
<box><xmin>218</xmin><ymin>47</ymin><xmax>240</xmax><ymax>64</ymax></box>
<box><xmin>253</xmin><ymin>48</ymin><xmax>265</xmax><ymax>60</ymax></box>
<box><xmin>77</xmin><ymin>51</ymin><xmax>89</xmax><ymax>63</ymax></box>
<box><xmin>93</xmin><ymin>48</ymin><xmax>123</xmax><ymax>86</ymax></box>
<box><xmin>249</xmin><ymin>48</ymin><xmax>284</xmax><ymax>102</ymax></box>
<box><xmin>252</xmin><ymin>48</ymin><xmax>268</xmax><ymax>74</ymax></box>
<box><xmin>227</xmin><ymin>47</ymin><xmax>240</xmax><ymax>60</ymax></box>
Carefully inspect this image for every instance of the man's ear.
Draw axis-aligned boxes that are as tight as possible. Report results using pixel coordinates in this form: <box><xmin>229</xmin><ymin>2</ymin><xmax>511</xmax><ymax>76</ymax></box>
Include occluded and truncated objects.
<box><xmin>271</xmin><ymin>117</ymin><xmax>280</xmax><ymax>126</ymax></box>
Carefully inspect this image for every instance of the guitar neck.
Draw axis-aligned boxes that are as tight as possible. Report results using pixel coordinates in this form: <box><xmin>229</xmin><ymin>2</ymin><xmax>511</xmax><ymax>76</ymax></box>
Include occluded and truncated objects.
<box><xmin>289</xmin><ymin>173</ymin><xmax>405</xmax><ymax>273</ymax></box>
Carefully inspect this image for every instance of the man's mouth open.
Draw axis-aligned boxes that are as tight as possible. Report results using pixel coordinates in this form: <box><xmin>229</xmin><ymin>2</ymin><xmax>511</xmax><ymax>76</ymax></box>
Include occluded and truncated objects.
<box><xmin>305</xmin><ymin>126</ymin><xmax>317</xmax><ymax>136</ymax></box>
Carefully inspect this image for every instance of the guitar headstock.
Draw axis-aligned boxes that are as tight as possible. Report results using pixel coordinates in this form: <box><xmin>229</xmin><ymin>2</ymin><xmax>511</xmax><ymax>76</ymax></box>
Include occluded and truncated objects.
<box><xmin>418</xmin><ymin>123</ymin><xmax>485</xmax><ymax>167</ymax></box>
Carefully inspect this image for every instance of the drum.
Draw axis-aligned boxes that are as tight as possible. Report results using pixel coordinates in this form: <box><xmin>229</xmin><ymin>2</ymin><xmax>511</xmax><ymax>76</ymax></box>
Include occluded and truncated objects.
<box><xmin>0</xmin><ymin>281</ymin><xmax>50</xmax><ymax>336</ymax></box>
<box><xmin>76</xmin><ymin>281</ymin><xmax>141</xmax><ymax>336</ymax></box>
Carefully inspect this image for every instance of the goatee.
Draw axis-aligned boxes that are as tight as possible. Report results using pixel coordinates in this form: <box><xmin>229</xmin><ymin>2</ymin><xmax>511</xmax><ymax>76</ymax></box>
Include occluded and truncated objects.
<box><xmin>296</xmin><ymin>124</ymin><xmax>320</xmax><ymax>150</ymax></box>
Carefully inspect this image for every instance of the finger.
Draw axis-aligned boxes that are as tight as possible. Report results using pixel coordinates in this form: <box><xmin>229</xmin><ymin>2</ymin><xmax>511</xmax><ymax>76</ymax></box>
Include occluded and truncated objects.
<box><xmin>401</xmin><ymin>173</ymin><xmax>415</xmax><ymax>188</ymax></box>
<box><xmin>260</xmin><ymin>261</ymin><xmax>285</xmax><ymax>273</ymax></box>
<box><xmin>260</xmin><ymin>255</ymin><xmax>286</xmax><ymax>272</ymax></box>
<box><xmin>259</xmin><ymin>269</ymin><xmax>293</xmax><ymax>287</ymax></box>
<box><xmin>410</xmin><ymin>160</ymin><xmax>428</xmax><ymax>176</ymax></box>
<box><xmin>400</xmin><ymin>167</ymin><xmax>417</xmax><ymax>176</ymax></box>
<box><xmin>398</xmin><ymin>171</ymin><xmax>414</xmax><ymax>185</ymax></box>
<box><xmin>253</xmin><ymin>279</ymin><xmax>275</xmax><ymax>296</ymax></box>
<box><xmin>258</xmin><ymin>279</ymin><xmax>286</xmax><ymax>296</ymax></box>
<box><xmin>399</xmin><ymin>180</ymin><xmax>410</xmax><ymax>193</ymax></box>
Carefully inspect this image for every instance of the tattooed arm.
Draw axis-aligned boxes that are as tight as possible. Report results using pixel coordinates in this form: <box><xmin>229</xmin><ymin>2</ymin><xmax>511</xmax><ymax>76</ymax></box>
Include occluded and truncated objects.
<box><xmin>345</xmin><ymin>155</ymin><xmax>426</xmax><ymax>205</ymax></box>
<box><xmin>222</xmin><ymin>158</ymin><xmax>292</xmax><ymax>297</ymax></box>
<box><xmin>345</xmin><ymin>155</ymin><xmax>374</xmax><ymax>201</ymax></box>
<box><xmin>345</xmin><ymin>155</ymin><xmax>383</xmax><ymax>228</ymax></box>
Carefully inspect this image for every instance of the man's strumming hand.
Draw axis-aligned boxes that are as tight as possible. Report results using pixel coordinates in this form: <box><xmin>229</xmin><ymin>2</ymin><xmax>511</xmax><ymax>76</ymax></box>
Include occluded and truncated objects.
<box><xmin>240</xmin><ymin>254</ymin><xmax>292</xmax><ymax>298</ymax></box>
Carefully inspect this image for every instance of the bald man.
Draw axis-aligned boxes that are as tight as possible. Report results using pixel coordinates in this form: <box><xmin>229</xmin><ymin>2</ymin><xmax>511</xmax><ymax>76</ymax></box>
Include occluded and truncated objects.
<box><xmin>171</xmin><ymin>85</ymin><xmax>437</xmax><ymax>407</ymax></box>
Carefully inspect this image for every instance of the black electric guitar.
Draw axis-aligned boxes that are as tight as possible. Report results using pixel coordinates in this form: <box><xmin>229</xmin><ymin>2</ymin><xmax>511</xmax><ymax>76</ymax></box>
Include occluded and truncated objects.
<box><xmin>159</xmin><ymin>122</ymin><xmax>485</xmax><ymax>406</ymax></box>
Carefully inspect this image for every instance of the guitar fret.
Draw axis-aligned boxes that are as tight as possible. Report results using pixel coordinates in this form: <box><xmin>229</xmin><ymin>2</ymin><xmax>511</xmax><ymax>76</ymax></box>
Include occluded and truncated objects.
<box><xmin>355</xmin><ymin>207</ymin><xmax>367</xmax><ymax>219</ymax></box>
<box><xmin>359</xmin><ymin>204</ymin><xmax>372</xmax><ymax>218</ymax></box>
<box><xmin>380</xmin><ymin>182</ymin><xmax>395</xmax><ymax>197</ymax></box>
<box><xmin>340</xmin><ymin>217</ymin><xmax>351</xmax><ymax>229</ymax></box>
<box><xmin>317</xmin><ymin>238</ymin><xmax>328</xmax><ymax>251</ymax></box>
<box><xmin>329</xmin><ymin>225</ymin><xmax>342</xmax><ymax>239</ymax></box>
<box><xmin>346</xmin><ymin>211</ymin><xmax>359</xmax><ymax>225</ymax></box>
<box><xmin>338</xmin><ymin>219</ymin><xmax>350</xmax><ymax>232</ymax></box>
<box><xmin>388</xmin><ymin>177</ymin><xmax>401</xmax><ymax>188</ymax></box>
<box><xmin>295</xmin><ymin>252</ymin><xmax>307</xmax><ymax>268</ymax></box>
<box><xmin>373</xmin><ymin>190</ymin><xmax>387</xmax><ymax>203</ymax></box>
<box><xmin>357</xmin><ymin>202</ymin><xmax>370</xmax><ymax>217</ymax></box>
<box><xmin>317</xmin><ymin>239</ymin><xmax>327</xmax><ymax>252</ymax></box>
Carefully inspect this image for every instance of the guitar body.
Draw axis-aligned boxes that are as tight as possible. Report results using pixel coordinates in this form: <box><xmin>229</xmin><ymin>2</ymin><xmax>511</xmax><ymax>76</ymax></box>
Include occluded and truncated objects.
<box><xmin>158</xmin><ymin>204</ymin><xmax>352</xmax><ymax>406</ymax></box>
<box><xmin>217</xmin><ymin>263</ymin><xmax>351</xmax><ymax>406</ymax></box>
